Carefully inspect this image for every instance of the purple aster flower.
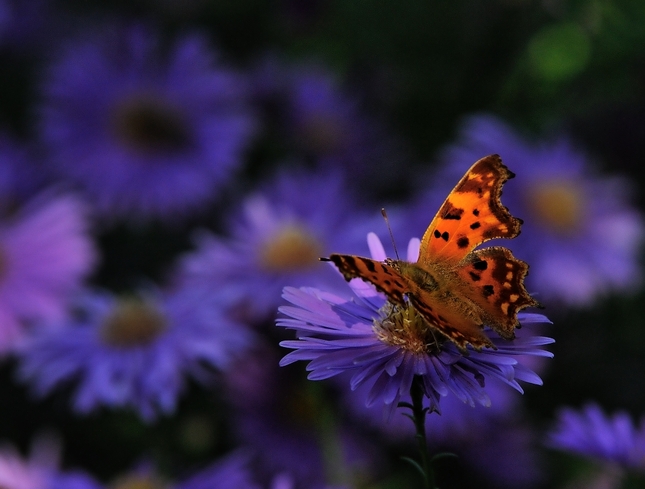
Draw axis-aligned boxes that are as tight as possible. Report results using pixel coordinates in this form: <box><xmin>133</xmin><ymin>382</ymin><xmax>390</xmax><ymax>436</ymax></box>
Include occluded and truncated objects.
<box><xmin>38</xmin><ymin>24</ymin><xmax>256</xmax><ymax>222</ymax></box>
<box><xmin>0</xmin><ymin>191</ymin><xmax>96</xmax><ymax>354</ymax></box>
<box><xmin>547</xmin><ymin>403</ymin><xmax>645</xmax><ymax>471</ymax></box>
<box><xmin>177</xmin><ymin>169</ymin><xmax>375</xmax><ymax>322</ymax></box>
<box><xmin>426</xmin><ymin>114</ymin><xmax>644</xmax><ymax>306</ymax></box>
<box><xmin>277</xmin><ymin>233</ymin><xmax>553</xmax><ymax>414</ymax></box>
<box><xmin>16</xmin><ymin>288</ymin><xmax>254</xmax><ymax>422</ymax></box>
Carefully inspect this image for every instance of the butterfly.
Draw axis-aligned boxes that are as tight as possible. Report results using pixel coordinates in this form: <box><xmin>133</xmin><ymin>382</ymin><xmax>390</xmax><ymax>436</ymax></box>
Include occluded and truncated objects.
<box><xmin>322</xmin><ymin>154</ymin><xmax>540</xmax><ymax>351</ymax></box>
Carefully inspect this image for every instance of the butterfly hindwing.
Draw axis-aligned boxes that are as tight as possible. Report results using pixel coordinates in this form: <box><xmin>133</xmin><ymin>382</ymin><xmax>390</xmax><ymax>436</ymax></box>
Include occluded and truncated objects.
<box><xmin>418</xmin><ymin>154</ymin><xmax>522</xmax><ymax>265</ymax></box>
<box><xmin>456</xmin><ymin>246</ymin><xmax>540</xmax><ymax>339</ymax></box>
<box><xmin>406</xmin><ymin>291</ymin><xmax>495</xmax><ymax>350</ymax></box>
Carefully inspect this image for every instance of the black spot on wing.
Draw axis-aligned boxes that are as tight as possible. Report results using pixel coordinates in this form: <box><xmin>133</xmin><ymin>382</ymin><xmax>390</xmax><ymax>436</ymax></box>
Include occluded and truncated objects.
<box><xmin>433</xmin><ymin>230</ymin><xmax>441</xmax><ymax>239</ymax></box>
<box><xmin>365</xmin><ymin>260</ymin><xmax>376</xmax><ymax>273</ymax></box>
<box><xmin>441</xmin><ymin>232</ymin><xmax>449</xmax><ymax>241</ymax></box>
<box><xmin>469</xmin><ymin>271</ymin><xmax>481</xmax><ymax>282</ymax></box>
<box><xmin>440</xmin><ymin>203</ymin><xmax>464</xmax><ymax>220</ymax></box>
<box><xmin>457</xmin><ymin>237</ymin><xmax>469</xmax><ymax>248</ymax></box>
<box><xmin>473</xmin><ymin>260</ymin><xmax>487</xmax><ymax>271</ymax></box>
<box><xmin>482</xmin><ymin>285</ymin><xmax>494</xmax><ymax>297</ymax></box>
<box><xmin>469</xmin><ymin>222</ymin><xmax>481</xmax><ymax>230</ymax></box>
<box><xmin>473</xmin><ymin>209</ymin><xmax>480</xmax><ymax>217</ymax></box>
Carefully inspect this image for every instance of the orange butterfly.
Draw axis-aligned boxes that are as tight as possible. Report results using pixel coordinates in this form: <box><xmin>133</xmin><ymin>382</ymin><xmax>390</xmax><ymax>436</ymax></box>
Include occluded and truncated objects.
<box><xmin>322</xmin><ymin>154</ymin><xmax>540</xmax><ymax>351</ymax></box>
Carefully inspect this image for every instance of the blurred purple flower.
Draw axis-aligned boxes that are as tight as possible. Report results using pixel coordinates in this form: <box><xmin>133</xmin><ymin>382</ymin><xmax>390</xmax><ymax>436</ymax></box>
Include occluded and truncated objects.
<box><xmin>49</xmin><ymin>453</ymin><xmax>259</xmax><ymax>489</ymax></box>
<box><xmin>278</xmin><ymin>233</ymin><xmax>553</xmax><ymax>415</ymax></box>
<box><xmin>427</xmin><ymin>114</ymin><xmax>644</xmax><ymax>306</ymax></box>
<box><xmin>38</xmin><ymin>24</ymin><xmax>256</xmax><ymax>222</ymax></box>
<box><xmin>344</xmin><ymin>372</ymin><xmax>545</xmax><ymax>487</ymax></box>
<box><xmin>252</xmin><ymin>58</ymin><xmax>404</xmax><ymax>194</ymax></box>
<box><xmin>0</xmin><ymin>437</ymin><xmax>60</xmax><ymax>489</ymax></box>
<box><xmin>177</xmin><ymin>169</ymin><xmax>375</xmax><ymax>322</ymax></box>
<box><xmin>223</xmin><ymin>343</ymin><xmax>377</xmax><ymax>487</ymax></box>
<box><xmin>0</xmin><ymin>0</ymin><xmax>54</xmax><ymax>50</ymax></box>
<box><xmin>547</xmin><ymin>403</ymin><xmax>645</xmax><ymax>471</ymax></box>
<box><xmin>0</xmin><ymin>192</ymin><xmax>96</xmax><ymax>354</ymax></box>
<box><xmin>179</xmin><ymin>453</ymin><xmax>260</xmax><ymax>489</ymax></box>
<box><xmin>0</xmin><ymin>135</ymin><xmax>45</xmax><ymax>210</ymax></box>
<box><xmin>17</xmin><ymin>288</ymin><xmax>254</xmax><ymax>422</ymax></box>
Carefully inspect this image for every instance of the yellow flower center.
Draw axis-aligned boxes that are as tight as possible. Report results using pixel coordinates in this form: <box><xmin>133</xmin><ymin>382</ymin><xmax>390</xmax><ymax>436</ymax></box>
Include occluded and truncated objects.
<box><xmin>525</xmin><ymin>179</ymin><xmax>585</xmax><ymax>235</ymax></box>
<box><xmin>99</xmin><ymin>298</ymin><xmax>168</xmax><ymax>347</ymax></box>
<box><xmin>259</xmin><ymin>224</ymin><xmax>323</xmax><ymax>272</ymax></box>
<box><xmin>111</xmin><ymin>94</ymin><xmax>193</xmax><ymax>154</ymax></box>
<box><xmin>109</xmin><ymin>473</ymin><xmax>167</xmax><ymax>489</ymax></box>
<box><xmin>372</xmin><ymin>302</ymin><xmax>443</xmax><ymax>354</ymax></box>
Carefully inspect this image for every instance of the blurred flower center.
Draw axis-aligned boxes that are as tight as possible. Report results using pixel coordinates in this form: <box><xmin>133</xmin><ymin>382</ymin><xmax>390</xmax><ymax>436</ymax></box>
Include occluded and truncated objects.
<box><xmin>260</xmin><ymin>224</ymin><xmax>323</xmax><ymax>272</ymax></box>
<box><xmin>111</xmin><ymin>94</ymin><xmax>194</xmax><ymax>154</ymax></box>
<box><xmin>100</xmin><ymin>299</ymin><xmax>168</xmax><ymax>347</ymax></box>
<box><xmin>110</xmin><ymin>473</ymin><xmax>167</xmax><ymax>489</ymax></box>
<box><xmin>373</xmin><ymin>302</ymin><xmax>442</xmax><ymax>354</ymax></box>
<box><xmin>300</xmin><ymin>115</ymin><xmax>345</xmax><ymax>155</ymax></box>
<box><xmin>525</xmin><ymin>179</ymin><xmax>584</xmax><ymax>234</ymax></box>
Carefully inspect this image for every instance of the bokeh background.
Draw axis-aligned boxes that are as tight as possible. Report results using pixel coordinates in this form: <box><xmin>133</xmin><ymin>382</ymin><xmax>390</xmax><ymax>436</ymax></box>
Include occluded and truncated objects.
<box><xmin>1</xmin><ymin>1</ymin><xmax>645</xmax><ymax>488</ymax></box>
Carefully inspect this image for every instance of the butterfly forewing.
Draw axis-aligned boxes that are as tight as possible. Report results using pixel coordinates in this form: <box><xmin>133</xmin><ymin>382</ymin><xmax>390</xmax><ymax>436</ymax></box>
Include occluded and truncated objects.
<box><xmin>325</xmin><ymin>254</ymin><xmax>408</xmax><ymax>305</ymax></box>
<box><xmin>418</xmin><ymin>154</ymin><xmax>522</xmax><ymax>266</ymax></box>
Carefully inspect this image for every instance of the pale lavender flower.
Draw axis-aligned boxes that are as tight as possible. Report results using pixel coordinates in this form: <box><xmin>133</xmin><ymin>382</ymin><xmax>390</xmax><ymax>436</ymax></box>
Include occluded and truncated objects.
<box><xmin>0</xmin><ymin>192</ymin><xmax>96</xmax><ymax>354</ymax></box>
<box><xmin>0</xmin><ymin>437</ymin><xmax>60</xmax><ymax>489</ymax></box>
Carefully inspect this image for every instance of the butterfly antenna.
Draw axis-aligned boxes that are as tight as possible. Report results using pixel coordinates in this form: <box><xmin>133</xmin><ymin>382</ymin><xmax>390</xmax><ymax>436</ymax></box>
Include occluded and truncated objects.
<box><xmin>381</xmin><ymin>208</ymin><xmax>400</xmax><ymax>260</ymax></box>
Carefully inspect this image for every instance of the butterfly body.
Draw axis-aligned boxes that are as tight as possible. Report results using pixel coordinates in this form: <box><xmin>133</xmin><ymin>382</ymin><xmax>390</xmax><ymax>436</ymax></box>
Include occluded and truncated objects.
<box><xmin>324</xmin><ymin>155</ymin><xmax>540</xmax><ymax>351</ymax></box>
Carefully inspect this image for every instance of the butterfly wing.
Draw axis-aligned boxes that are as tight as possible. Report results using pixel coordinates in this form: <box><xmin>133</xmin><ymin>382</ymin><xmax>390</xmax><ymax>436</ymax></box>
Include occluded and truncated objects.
<box><xmin>418</xmin><ymin>154</ymin><xmax>521</xmax><ymax>266</ymax></box>
<box><xmin>323</xmin><ymin>254</ymin><xmax>408</xmax><ymax>305</ymax></box>
<box><xmin>405</xmin><ymin>291</ymin><xmax>495</xmax><ymax>350</ymax></box>
<box><xmin>324</xmin><ymin>254</ymin><xmax>495</xmax><ymax>350</ymax></box>
<box><xmin>456</xmin><ymin>246</ymin><xmax>541</xmax><ymax>339</ymax></box>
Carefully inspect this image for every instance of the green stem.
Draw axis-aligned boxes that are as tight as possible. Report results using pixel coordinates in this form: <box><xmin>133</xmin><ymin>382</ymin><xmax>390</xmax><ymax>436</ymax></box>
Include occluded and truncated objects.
<box><xmin>407</xmin><ymin>375</ymin><xmax>436</xmax><ymax>489</ymax></box>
